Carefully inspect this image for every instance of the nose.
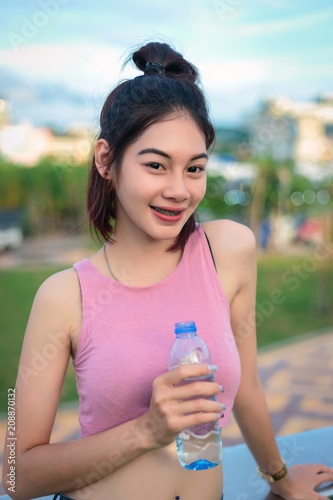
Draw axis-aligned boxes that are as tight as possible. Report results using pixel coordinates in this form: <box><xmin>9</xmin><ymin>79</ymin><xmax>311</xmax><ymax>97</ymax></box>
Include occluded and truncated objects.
<box><xmin>162</xmin><ymin>172</ymin><xmax>190</xmax><ymax>202</ymax></box>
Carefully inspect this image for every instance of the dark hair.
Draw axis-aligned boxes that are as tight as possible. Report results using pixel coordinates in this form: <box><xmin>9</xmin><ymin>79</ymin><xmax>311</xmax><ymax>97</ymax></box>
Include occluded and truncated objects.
<box><xmin>87</xmin><ymin>41</ymin><xmax>216</xmax><ymax>252</ymax></box>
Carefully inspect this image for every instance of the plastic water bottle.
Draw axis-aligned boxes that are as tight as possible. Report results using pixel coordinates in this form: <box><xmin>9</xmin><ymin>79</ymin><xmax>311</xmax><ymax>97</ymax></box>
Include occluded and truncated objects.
<box><xmin>167</xmin><ymin>321</ymin><xmax>222</xmax><ymax>470</ymax></box>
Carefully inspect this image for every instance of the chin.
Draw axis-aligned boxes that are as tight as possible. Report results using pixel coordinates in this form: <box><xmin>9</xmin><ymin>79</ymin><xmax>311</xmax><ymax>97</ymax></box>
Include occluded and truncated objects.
<box><xmin>149</xmin><ymin>225</ymin><xmax>184</xmax><ymax>241</ymax></box>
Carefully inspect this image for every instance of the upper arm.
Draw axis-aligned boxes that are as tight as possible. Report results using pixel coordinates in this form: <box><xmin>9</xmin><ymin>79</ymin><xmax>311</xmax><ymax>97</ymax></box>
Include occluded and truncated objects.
<box><xmin>203</xmin><ymin>220</ymin><xmax>260</xmax><ymax>405</ymax></box>
<box><xmin>228</xmin><ymin>226</ymin><xmax>260</xmax><ymax>405</ymax></box>
<box><xmin>9</xmin><ymin>268</ymin><xmax>82</xmax><ymax>456</ymax></box>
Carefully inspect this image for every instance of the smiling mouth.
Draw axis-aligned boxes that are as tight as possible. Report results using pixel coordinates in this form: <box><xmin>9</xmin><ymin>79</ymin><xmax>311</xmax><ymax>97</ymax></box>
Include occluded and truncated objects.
<box><xmin>151</xmin><ymin>206</ymin><xmax>182</xmax><ymax>216</ymax></box>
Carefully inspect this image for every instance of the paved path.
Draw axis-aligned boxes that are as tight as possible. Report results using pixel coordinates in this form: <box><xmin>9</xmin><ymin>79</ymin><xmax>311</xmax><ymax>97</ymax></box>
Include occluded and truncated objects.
<box><xmin>225</xmin><ymin>328</ymin><xmax>333</xmax><ymax>446</ymax></box>
<box><xmin>0</xmin><ymin>232</ymin><xmax>95</xmax><ymax>269</ymax></box>
<box><xmin>1</xmin><ymin>329</ymin><xmax>332</xmax><ymax>494</ymax></box>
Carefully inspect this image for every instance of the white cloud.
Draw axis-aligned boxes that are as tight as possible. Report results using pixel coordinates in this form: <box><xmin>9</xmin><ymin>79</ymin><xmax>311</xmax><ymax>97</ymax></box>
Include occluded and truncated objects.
<box><xmin>0</xmin><ymin>42</ymin><xmax>138</xmax><ymax>93</ymax></box>
<box><xmin>0</xmin><ymin>41</ymin><xmax>273</xmax><ymax>98</ymax></box>
<box><xmin>199</xmin><ymin>59</ymin><xmax>272</xmax><ymax>91</ymax></box>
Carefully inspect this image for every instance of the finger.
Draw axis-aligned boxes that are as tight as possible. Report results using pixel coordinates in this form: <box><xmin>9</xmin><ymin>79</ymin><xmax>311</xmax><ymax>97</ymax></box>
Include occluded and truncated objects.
<box><xmin>313</xmin><ymin>462</ymin><xmax>333</xmax><ymax>474</ymax></box>
<box><xmin>173</xmin><ymin>380</ymin><xmax>221</xmax><ymax>400</ymax></box>
<box><xmin>164</xmin><ymin>364</ymin><xmax>216</xmax><ymax>385</ymax></box>
<box><xmin>177</xmin><ymin>398</ymin><xmax>225</xmax><ymax>416</ymax></box>
<box><xmin>314</xmin><ymin>471</ymin><xmax>333</xmax><ymax>486</ymax></box>
<box><xmin>178</xmin><ymin>410</ymin><xmax>222</xmax><ymax>430</ymax></box>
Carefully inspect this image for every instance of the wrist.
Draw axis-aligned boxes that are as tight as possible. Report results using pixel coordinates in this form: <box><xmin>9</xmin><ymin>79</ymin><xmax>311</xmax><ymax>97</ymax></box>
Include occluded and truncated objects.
<box><xmin>257</xmin><ymin>460</ymin><xmax>288</xmax><ymax>482</ymax></box>
<box><xmin>269</xmin><ymin>472</ymin><xmax>293</xmax><ymax>498</ymax></box>
<box><xmin>134</xmin><ymin>414</ymin><xmax>161</xmax><ymax>452</ymax></box>
<box><xmin>257</xmin><ymin>461</ymin><xmax>294</xmax><ymax>498</ymax></box>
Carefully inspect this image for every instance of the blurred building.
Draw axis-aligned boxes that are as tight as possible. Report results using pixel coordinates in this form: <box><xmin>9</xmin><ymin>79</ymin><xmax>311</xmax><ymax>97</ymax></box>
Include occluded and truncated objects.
<box><xmin>0</xmin><ymin>121</ymin><xmax>54</xmax><ymax>166</ymax></box>
<box><xmin>0</xmin><ymin>97</ymin><xmax>93</xmax><ymax>166</ymax></box>
<box><xmin>0</xmin><ymin>98</ymin><xmax>11</xmax><ymax>127</ymax></box>
<box><xmin>250</xmin><ymin>94</ymin><xmax>333</xmax><ymax>177</ymax></box>
<box><xmin>208</xmin><ymin>154</ymin><xmax>256</xmax><ymax>183</ymax></box>
<box><xmin>47</xmin><ymin>125</ymin><xmax>94</xmax><ymax>164</ymax></box>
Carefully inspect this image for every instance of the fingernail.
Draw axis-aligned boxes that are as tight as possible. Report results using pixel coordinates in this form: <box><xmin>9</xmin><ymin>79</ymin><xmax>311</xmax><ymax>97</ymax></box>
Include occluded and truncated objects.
<box><xmin>220</xmin><ymin>403</ymin><xmax>226</xmax><ymax>411</ymax></box>
<box><xmin>217</xmin><ymin>412</ymin><xmax>225</xmax><ymax>419</ymax></box>
<box><xmin>208</xmin><ymin>365</ymin><xmax>218</xmax><ymax>372</ymax></box>
<box><xmin>219</xmin><ymin>385</ymin><xmax>224</xmax><ymax>392</ymax></box>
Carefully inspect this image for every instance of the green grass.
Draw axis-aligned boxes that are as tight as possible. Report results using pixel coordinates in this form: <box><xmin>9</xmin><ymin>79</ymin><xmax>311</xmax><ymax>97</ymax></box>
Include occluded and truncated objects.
<box><xmin>256</xmin><ymin>253</ymin><xmax>333</xmax><ymax>346</ymax></box>
<box><xmin>0</xmin><ymin>265</ymin><xmax>79</xmax><ymax>414</ymax></box>
<box><xmin>0</xmin><ymin>255</ymin><xmax>332</xmax><ymax>413</ymax></box>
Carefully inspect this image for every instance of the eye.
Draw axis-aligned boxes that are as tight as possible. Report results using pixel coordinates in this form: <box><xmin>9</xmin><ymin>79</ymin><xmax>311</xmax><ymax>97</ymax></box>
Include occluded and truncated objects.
<box><xmin>147</xmin><ymin>162</ymin><xmax>164</xmax><ymax>170</ymax></box>
<box><xmin>188</xmin><ymin>166</ymin><xmax>205</xmax><ymax>174</ymax></box>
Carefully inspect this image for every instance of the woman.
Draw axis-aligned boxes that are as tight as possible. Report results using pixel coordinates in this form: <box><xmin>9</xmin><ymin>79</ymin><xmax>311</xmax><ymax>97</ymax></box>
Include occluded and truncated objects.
<box><xmin>3</xmin><ymin>41</ymin><xmax>333</xmax><ymax>500</ymax></box>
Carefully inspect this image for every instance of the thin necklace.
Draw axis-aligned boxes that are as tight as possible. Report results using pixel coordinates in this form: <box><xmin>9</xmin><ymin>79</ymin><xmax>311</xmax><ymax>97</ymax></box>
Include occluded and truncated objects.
<box><xmin>103</xmin><ymin>242</ymin><xmax>120</xmax><ymax>282</ymax></box>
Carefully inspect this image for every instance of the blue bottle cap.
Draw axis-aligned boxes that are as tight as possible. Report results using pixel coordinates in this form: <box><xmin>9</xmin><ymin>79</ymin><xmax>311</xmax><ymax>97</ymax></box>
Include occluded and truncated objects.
<box><xmin>175</xmin><ymin>321</ymin><xmax>197</xmax><ymax>334</ymax></box>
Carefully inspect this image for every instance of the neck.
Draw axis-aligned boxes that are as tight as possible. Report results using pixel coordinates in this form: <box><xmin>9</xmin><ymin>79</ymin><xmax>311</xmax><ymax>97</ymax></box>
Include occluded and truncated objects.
<box><xmin>104</xmin><ymin>226</ymin><xmax>183</xmax><ymax>287</ymax></box>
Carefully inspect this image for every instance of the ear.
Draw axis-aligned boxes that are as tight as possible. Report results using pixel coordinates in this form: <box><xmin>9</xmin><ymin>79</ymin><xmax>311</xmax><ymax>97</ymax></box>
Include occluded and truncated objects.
<box><xmin>95</xmin><ymin>139</ymin><xmax>112</xmax><ymax>179</ymax></box>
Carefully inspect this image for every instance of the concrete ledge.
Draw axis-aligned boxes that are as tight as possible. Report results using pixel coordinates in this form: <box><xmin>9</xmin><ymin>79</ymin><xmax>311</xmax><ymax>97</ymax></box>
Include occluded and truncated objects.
<box><xmin>223</xmin><ymin>426</ymin><xmax>333</xmax><ymax>499</ymax></box>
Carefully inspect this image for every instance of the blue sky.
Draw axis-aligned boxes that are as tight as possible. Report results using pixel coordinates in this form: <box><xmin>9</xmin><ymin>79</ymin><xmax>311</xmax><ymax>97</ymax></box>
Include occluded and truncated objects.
<box><xmin>1</xmin><ymin>0</ymin><xmax>332</xmax><ymax>131</ymax></box>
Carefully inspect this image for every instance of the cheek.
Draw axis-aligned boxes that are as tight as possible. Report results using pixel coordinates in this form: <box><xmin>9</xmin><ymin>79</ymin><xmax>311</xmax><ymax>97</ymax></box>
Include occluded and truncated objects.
<box><xmin>192</xmin><ymin>179</ymin><xmax>207</xmax><ymax>203</ymax></box>
<box><xmin>116</xmin><ymin>176</ymin><xmax>155</xmax><ymax>210</ymax></box>
<box><xmin>116</xmin><ymin>172</ymin><xmax>139</xmax><ymax>200</ymax></box>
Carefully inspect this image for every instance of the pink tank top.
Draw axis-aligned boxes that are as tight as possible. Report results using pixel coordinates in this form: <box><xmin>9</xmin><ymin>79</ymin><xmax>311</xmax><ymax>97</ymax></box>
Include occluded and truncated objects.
<box><xmin>72</xmin><ymin>224</ymin><xmax>241</xmax><ymax>438</ymax></box>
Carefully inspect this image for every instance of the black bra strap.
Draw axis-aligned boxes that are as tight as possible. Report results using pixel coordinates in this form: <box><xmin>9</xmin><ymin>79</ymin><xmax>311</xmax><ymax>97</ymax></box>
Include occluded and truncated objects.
<box><xmin>203</xmin><ymin>231</ymin><xmax>217</xmax><ymax>272</ymax></box>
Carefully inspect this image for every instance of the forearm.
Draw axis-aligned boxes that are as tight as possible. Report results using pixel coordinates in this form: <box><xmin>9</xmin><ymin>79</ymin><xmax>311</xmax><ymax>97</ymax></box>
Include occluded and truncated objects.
<box><xmin>233</xmin><ymin>376</ymin><xmax>296</xmax><ymax>497</ymax></box>
<box><xmin>10</xmin><ymin>414</ymin><xmax>154</xmax><ymax>500</ymax></box>
<box><xmin>232</xmin><ymin>375</ymin><xmax>284</xmax><ymax>473</ymax></box>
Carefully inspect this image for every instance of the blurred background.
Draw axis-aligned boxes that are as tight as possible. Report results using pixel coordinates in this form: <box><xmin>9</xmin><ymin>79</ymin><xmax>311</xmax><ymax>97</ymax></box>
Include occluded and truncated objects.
<box><xmin>0</xmin><ymin>0</ymin><xmax>332</xmax><ymax>470</ymax></box>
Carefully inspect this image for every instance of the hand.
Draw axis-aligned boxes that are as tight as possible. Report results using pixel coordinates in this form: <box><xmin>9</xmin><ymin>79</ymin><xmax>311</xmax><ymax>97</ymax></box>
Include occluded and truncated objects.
<box><xmin>270</xmin><ymin>463</ymin><xmax>333</xmax><ymax>500</ymax></box>
<box><xmin>138</xmin><ymin>364</ymin><xmax>224</xmax><ymax>449</ymax></box>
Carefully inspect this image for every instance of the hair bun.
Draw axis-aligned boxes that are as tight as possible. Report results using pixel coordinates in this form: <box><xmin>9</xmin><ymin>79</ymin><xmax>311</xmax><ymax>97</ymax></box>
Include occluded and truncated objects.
<box><xmin>131</xmin><ymin>42</ymin><xmax>199</xmax><ymax>83</ymax></box>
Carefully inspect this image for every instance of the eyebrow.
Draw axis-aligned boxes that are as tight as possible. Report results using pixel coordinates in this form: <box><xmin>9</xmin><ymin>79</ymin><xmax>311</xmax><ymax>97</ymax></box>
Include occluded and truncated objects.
<box><xmin>137</xmin><ymin>148</ymin><xmax>208</xmax><ymax>161</ymax></box>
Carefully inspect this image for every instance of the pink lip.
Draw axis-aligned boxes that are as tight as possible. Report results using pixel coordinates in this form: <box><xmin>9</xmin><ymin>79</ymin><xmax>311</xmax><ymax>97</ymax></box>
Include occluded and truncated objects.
<box><xmin>151</xmin><ymin>206</ymin><xmax>187</xmax><ymax>212</ymax></box>
<box><xmin>150</xmin><ymin>206</ymin><xmax>185</xmax><ymax>222</ymax></box>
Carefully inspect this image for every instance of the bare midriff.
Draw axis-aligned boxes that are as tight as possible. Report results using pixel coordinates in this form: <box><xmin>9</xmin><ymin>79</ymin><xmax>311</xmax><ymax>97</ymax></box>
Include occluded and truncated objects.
<box><xmin>65</xmin><ymin>439</ymin><xmax>223</xmax><ymax>500</ymax></box>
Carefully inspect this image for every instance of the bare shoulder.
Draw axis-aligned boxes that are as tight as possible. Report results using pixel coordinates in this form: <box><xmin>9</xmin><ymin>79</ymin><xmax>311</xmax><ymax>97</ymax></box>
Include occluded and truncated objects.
<box><xmin>200</xmin><ymin>219</ymin><xmax>257</xmax><ymax>299</ymax></box>
<box><xmin>30</xmin><ymin>267</ymin><xmax>82</xmax><ymax>335</ymax></box>
<box><xmin>201</xmin><ymin>219</ymin><xmax>256</xmax><ymax>261</ymax></box>
<box><xmin>36</xmin><ymin>267</ymin><xmax>80</xmax><ymax>306</ymax></box>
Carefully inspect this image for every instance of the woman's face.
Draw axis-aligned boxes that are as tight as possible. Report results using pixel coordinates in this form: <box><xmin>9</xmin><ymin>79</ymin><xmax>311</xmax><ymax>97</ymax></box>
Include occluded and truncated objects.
<box><xmin>112</xmin><ymin>113</ymin><xmax>208</xmax><ymax>244</ymax></box>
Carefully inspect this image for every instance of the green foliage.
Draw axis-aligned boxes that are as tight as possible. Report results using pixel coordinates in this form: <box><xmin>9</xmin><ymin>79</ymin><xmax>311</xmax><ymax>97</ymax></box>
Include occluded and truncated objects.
<box><xmin>0</xmin><ymin>157</ymin><xmax>89</xmax><ymax>236</ymax></box>
<box><xmin>199</xmin><ymin>173</ymin><xmax>253</xmax><ymax>221</ymax></box>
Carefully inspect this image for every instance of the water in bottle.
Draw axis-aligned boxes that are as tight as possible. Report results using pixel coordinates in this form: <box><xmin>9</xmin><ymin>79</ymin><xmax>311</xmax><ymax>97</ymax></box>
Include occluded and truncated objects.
<box><xmin>167</xmin><ymin>321</ymin><xmax>222</xmax><ymax>470</ymax></box>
